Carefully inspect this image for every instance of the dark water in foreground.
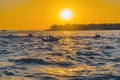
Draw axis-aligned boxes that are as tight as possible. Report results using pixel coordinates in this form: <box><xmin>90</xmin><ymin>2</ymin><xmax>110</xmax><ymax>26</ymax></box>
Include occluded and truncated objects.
<box><xmin>0</xmin><ymin>31</ymin><xmax>120</xmax><ymax>80</ymax></box>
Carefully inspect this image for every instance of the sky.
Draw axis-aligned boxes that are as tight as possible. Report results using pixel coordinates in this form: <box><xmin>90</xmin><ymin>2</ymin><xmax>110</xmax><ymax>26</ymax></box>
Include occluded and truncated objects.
<box><xmin>0</xmin><ymin>0</ymin><xmax>120</xmax><ymax>30</ymax></box>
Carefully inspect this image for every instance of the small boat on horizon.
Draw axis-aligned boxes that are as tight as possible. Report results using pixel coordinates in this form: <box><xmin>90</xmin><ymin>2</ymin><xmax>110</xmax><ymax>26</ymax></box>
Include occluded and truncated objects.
<box><xmin>0</xmin><ymin>33</ymin><xmax>34</xmax><ymax>38</ymax></box>
<box><xmin>27</xmin><ymin>33</ymin><xmax>33</xmax><ymax>37</ymax></box>
<box><xmin>94</xmin><ymin>34</ymin><xmax>101</xmax><ymax>38</ymax></box>
<box><xmin>42</xmin><ymin>35</ymin><xmax>60</xmax><ymax>42</ymax></box>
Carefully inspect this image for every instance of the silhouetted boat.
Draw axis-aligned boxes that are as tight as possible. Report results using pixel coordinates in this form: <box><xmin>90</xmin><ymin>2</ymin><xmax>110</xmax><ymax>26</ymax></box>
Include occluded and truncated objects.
<box><xmin>42</xmin><ymin>36</ymin><xmax>60</xmax><ymax>42</ymax></box>
<box><xmin>0</xmin><ymin>34</ymin><xmax>33</xmax><ymax>38</ymax></box>
<box><xmin>94</xmin><ymin>34</ymin><xmax>101</xmax><ymax>38</ymax></box>
<box><xmin>27</xmin><ymin>33</ymin><xmax>33</xmax><ymax>37</ymax></box>
<box><xmin>4</xmin><ymin>34</ymin><xmax>19</xmax><ymax>38</ymax></box>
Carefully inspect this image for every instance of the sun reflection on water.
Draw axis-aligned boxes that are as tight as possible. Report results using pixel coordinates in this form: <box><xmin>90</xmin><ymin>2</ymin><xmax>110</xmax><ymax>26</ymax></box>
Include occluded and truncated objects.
<box><xmin>30</xmin><ymin>65</ymin><xmax>96</xmax><ymax>77</ymax></box>
<box><xmin>1</xmin><ymin>31</ymin><xmax>120</xmax><ymax>79</ymax></box>
<box><xmin>62</xmin><ymin>31</ymin><xmax>72</xmax><ymax>36</ymax></box>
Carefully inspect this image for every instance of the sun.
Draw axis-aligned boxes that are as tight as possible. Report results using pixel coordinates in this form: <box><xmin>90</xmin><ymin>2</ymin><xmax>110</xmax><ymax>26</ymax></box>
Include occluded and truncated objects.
<box><xmin>59</xmin><ymin>8</ymin><xmax>73</xmax><ymax>20</ymax></box>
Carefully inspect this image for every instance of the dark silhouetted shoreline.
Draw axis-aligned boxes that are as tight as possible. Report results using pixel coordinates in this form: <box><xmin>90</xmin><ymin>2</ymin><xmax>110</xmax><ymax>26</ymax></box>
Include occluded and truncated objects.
<box><xmin>46</xmin><ymin>23</ymin><xmax>120</xmax><ymax>31</ymax></box>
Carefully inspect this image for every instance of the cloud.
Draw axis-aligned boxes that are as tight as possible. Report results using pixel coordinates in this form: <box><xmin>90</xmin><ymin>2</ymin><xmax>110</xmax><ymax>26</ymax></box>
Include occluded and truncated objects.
<box><xmin>0</xmin><ymin>0</ymin><xmax>31</xmax><ymax>11</ymax></box>
<box><xmin>104</xmin><ymin>0</ymin><xmax>120</xmax><ymax>6</ymax></box>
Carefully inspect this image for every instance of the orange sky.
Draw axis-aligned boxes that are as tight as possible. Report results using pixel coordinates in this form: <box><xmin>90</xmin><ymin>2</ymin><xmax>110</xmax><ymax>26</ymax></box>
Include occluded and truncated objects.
<box><xmin>0</xmin><ymin>0</ymin><xmax>120</xmax><ymax>30</ymax></box>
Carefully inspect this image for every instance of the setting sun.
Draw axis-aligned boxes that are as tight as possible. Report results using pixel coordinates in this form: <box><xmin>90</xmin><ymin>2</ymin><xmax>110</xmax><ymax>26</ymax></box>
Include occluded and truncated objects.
<box><xmin>0</xmin><ymin>1</ymin><xmax>120</xmax><ymax>80</ymax></box>
<box><xmin>59</xmin><ymin>9</ymin><xmax>73</xmax><ymax>20</ymax></box>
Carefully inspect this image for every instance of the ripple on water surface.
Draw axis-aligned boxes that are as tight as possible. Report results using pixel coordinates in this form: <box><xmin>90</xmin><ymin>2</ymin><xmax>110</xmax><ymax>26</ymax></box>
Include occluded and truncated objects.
<box><xmin>0</xmin><ymin>31</ymin><xmax>120</xmax><ymax>80</ymax></box>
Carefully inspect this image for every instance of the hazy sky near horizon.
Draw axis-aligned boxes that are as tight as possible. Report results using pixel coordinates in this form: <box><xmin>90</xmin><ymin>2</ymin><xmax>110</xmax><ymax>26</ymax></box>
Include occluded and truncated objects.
<box><xmin>0</xmin><ymin>0</ymin><xmax>120</xmax><ymax>30</ymax></box>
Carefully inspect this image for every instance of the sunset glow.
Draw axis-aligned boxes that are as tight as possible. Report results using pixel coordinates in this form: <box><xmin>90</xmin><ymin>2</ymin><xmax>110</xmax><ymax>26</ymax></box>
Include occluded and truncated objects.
<box><xmin>0</xmin><ymin>0</ymin><xmax>120</xmax><ymax>30</ymax></box>
<box><xmin>59</xmin><ymin>9</ymin><xmax>73</xmax><ymax>20</ymax></box>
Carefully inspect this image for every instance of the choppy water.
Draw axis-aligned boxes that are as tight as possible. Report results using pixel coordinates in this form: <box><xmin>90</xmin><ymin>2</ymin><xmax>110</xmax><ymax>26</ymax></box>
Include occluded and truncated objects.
<box><xmin>0</xmin><ymin>31</ymin><xmax>120</xmax><ymax>80</ymax></box>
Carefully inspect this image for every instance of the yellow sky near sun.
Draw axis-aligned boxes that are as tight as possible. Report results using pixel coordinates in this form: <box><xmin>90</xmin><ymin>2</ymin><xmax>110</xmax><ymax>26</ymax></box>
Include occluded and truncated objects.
<box><xmin>0</xmin><ymin>0</ymin><xmax>120</xmax><ymax>30</ymax></box>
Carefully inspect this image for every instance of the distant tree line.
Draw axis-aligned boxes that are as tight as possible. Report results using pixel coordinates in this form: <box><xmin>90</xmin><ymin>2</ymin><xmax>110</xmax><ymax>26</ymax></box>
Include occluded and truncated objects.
<box><xmin>46</xmin><ymin>23</ymin><xmax>120</xmax><ymax>31</ymax></box>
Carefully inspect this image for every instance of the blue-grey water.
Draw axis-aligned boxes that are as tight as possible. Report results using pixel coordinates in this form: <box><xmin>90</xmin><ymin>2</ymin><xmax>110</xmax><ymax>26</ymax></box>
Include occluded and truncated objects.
<box><xmin>0</xmin><ymin>31</ymin><xmax>120</xmax><ymax>80</ymax></box>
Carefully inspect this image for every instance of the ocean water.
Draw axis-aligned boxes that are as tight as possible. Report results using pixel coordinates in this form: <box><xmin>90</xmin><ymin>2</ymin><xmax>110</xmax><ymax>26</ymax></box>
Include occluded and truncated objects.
<box><xmin>0</xmin><ymin>31</ymin><xmax>120</xmax><ymax>80</ymax></box>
